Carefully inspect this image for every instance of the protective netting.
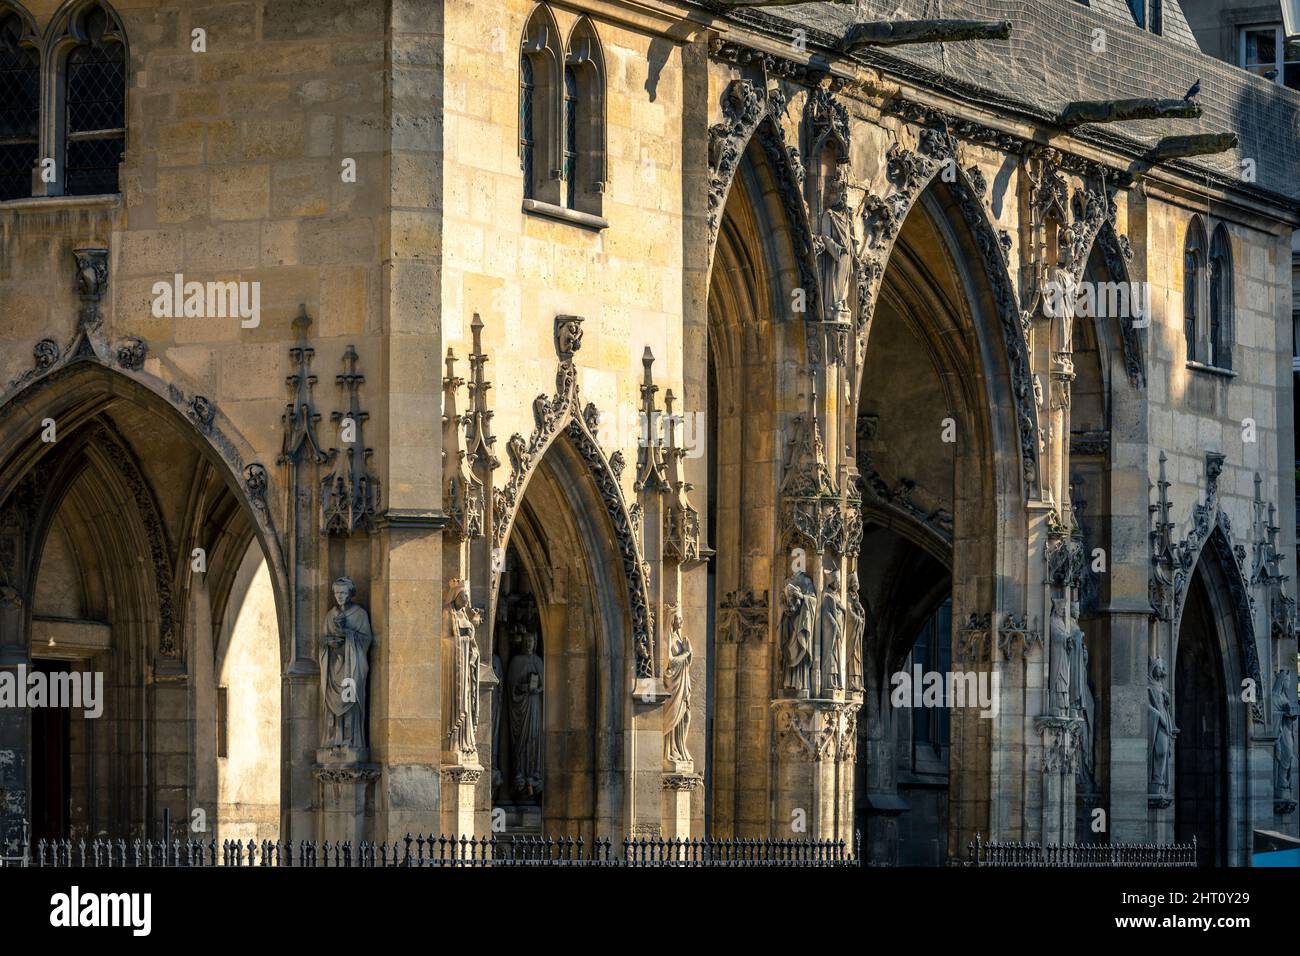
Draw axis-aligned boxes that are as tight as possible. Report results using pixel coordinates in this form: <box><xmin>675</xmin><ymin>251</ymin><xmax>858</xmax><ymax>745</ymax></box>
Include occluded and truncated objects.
<box><xmin>727</xmin><ymin>0</ymin><xmax>1300</xmax><ymax>202</ymax></box>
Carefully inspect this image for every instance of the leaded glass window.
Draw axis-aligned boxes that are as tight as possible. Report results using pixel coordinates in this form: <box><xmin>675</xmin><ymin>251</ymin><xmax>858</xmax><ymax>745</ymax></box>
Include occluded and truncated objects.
<box><xmin>64</xmin><ymin>4</ymin><xmax>125</xmax><ymax>196</ymax></box>
<box><xmin>0</xmin><ymin>12</ymin><xmax>38</xmax><ymax>201</ymax></box>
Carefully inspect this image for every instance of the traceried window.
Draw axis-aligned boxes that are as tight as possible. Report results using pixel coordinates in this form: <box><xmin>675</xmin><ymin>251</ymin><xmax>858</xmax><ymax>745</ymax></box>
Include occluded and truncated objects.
<box><xmin>62</xmin><ymin>3</ymin><xmax>126</xmax><ymax>195</ymax></box>
<box><xmin>0</xmin><ymin>8</ymin><xmax>38</xmax><ymax>201</ymax></box>
<box><xmin>563</xmin><ymin>65</ymin><xmax>577</xmax><ymax>209</ymax></box>
<box><xmin>520</xmin><ymin>55</ymin><xmax>535</xmax><ymax>199</ymax></box>
<box><xmin>0</xmin><ymin>1</ymin><xmax>128</xmax><ymax>202</ymax></box>
<box><xmin>519</xmin><ymin>6</ymin><xmax>607</xmax><ymax>225</ymax></box>
<box><xmin>1184</xmin><ymin>219</ymin><xmax>1204</xmax><ymax>363</ymax></box>
<box><xmin>1208</xmin><ymin>226</ymin><xmax>1233</xmax><ymax>370</ymax></box>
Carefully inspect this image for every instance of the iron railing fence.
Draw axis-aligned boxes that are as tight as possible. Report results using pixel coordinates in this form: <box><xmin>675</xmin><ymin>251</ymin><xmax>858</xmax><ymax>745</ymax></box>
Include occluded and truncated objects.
<box><xmin>20</xmin><ymin>833</ymin><xmax>861</xmax><ymax>868</ymax></box>
<box><xmin>965</xmin><ymin>833</ymin><xmax>1198</xmax><ymax>867</ymax></box>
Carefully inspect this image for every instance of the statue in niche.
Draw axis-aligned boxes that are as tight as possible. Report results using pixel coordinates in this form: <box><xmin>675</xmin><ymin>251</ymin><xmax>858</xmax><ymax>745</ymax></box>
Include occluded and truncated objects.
<box><xmin>491</xmin><ymin>651</ymin><xmax>504</xmax><ymax>797</ymax></box>
<box><xmin>821</xmin><ymin>569</ymin><xmax>845</xmax><ymax>692</ymax></box>
<box><xmin>448</xmin><ymin>583</ymin><xmax>481</xmax><ymax>758</ymax></box>
<box><xmin>320</xmin><ymin>577</ymin><xmax>374</xmax><ymax>752</ymax></box>
<box><xmin>507</xmin><ymin>625</ymin><xmax>544</xmax><ymax>802</ymax></box>
<box><xmin>1071</xmin><ymin>600</ymin><xmax>1097</xmax><ymax>789</ymax></box>
<box><xmin>779</xmin><ymin>569</ymin><xmax>817</xmax><ymax>697</ymax></box>
<box><xmin>1272</xmin><ymin>670</ymin><xmax>1297</xmax><ymax>803</ymax></box>
<box><xmin>663</xmin><ymin>607</ymin><xmax>693</xmax><ymax>765</ymax></box>
<box><xmin>814</xmin><ymin>163</ymin><xmax>855</xmax><ymax>326</ymax></box>
<box><xmin>1048</xmin><ymin>597</ymin><xmax>1072</xmax><ymax>717</ymax></box>
<box><xmin>846</xmin><ymin>572</ymin><xmax>865</xmax><ymax>694</ymax></box>
<box><xmin>1147</xmin><ymin>657</ymin><xmax>1178</xmax><ymax>794</ymax></box>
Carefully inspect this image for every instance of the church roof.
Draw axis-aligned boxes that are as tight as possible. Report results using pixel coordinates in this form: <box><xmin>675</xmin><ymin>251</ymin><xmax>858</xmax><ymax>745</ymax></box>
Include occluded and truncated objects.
<box><xmin>714</xmin><ymin>0</ymin><xmax>1300</xmax><ymax>210</ymax></box>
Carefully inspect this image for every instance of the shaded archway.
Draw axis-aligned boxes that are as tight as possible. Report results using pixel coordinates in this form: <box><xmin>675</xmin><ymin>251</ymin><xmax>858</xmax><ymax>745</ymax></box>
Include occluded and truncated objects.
<box><xmin>1174</xmin><ymin>551</ymin><xmax>1241</xmax><ymax>867</ymax></box>
<box><xmin>0</xmin><ymin>362</ymin><xmax>289</xmax><ymax>844</ymax></box>
<box><xmin>493</xmin><ymin>434</ymin><xmax>632</xmax><ymax>840</ymax></box>
<box><xmin>853</xmin><ymin>174</ymin><xmax>1023</xmax><ymax>864</ymax></box>
<box><xmin>706</xmin><ymin>135</ymin><xmax>809</xmax><ymax>837</ymax></box>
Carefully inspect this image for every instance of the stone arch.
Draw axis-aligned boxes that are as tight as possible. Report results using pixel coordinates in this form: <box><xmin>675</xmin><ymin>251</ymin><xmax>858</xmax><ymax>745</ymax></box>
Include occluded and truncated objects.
<box><xmin>494</xmin><ymin>432</ymin><xmax>632</xmax><ymax>838</ymax></box>
<box><xmin>492</xmin><ymin>347</ymin><xmax>652</xmax><ymax>680</ymax></box>
<box><xmin>0</xmin><ymin>359</ymin><xmax>293</xmax><ymax>841</ymax></box>
<box><xmin>0</xmin><ymin>360</ymin><xmax>291</xmax><ymax>665</ymax></box>
<box><xmin>1092</xmin><ymin>220</ymin><xmax>1145</xmax><ymax>388</ymax></box>
<box><xmin>1174</xmin><ymin>532</ymin><xmax>1256</xmax><ymax>865</ymax></box>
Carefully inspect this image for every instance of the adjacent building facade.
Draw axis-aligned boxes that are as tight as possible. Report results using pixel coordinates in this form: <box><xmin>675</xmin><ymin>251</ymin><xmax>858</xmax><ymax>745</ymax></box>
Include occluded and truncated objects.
<box><xmin>0</xmin><ymin>0</ymin><xmax>1297</xmax><ymax>866</ymax></box>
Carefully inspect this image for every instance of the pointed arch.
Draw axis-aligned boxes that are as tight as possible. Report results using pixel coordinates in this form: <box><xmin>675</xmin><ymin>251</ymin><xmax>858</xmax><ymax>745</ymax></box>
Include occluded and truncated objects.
<box><xmin>491</xmin><ymin>352</ymin><xmax>653</xmax><ymax>679</ymax></box>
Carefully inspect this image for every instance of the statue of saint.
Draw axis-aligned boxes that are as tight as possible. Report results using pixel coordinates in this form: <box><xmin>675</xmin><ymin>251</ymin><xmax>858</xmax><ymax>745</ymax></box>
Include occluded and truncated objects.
<box><xmin>507</xmin><ymin>627</ymin><xmax>544</xmax><ymax>802</ymax></box>
<box><xmin>846</xmin><ymin>572</ymin><xmax>866</xmax><ymax>694</ymax></box>
<box><xmin>1071</xmin><ymin>601</ymin><xmax>1096</xmax><ymax>789</ymax></box>
<box><xmin>448</xmin><ymin>583</ymin><xmax>481</xmax><ymax>758</ymax></box>
<box><xmin>780</xmin><ymin>570</ymin><xmax>817</xmax><ymax>697</ymax></box>
<box><xmin>1147</xmin><ymin>657</ymin><xmax>1178</xmax><ymax>794</ymax></box>
<box><xmin>1048</xmin><ymin>597</ymin><xmax>1071</xmax><ymax>717</ymax></box>
<box><xmin>663</xmin><ymin>607</ymin><xmax>693</xmax><ymax>765</ymax></box>
<box><xmin>1272</xmin><ymin>670</ymin><xmax>1297</xmax><ymax>802</ymax></box>
<box><xmin>821</xmin><ymin>570</ymin><xmax>845</xmax><ymax>692</ymax></box>
<box><xmin>320</xmin><ymin>577</ymin><xmax>374</xmax><ymax>751</ymax></box>
<box><xmin>815</xmin><ymin>165</ymin><xmax>854</xmax><ymax>325</ymax></box>
<box><xmin>491</xmin><ymin>652</ymin><xmax>503</xmax><ymax>797</ymax></box>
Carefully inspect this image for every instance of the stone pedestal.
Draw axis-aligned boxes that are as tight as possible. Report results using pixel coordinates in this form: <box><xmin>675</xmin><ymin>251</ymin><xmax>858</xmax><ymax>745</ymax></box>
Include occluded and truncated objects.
<box><xmin>662</xmin><ymin>761</ymin><xmax>701</xmax><ymax>839</ymax></box>
<box><xmin>771</xmin><ymin>698</ymin><xmax>857</xmax><ymax>841</ymax></box>
<box><xmin>314</xmin><ymin>748</ymin><xmax>378</xmax><ymax>846</ymax></box>
<box><xmin>440</xmin><ymin>764</ymin><xmax>482</xmax><ymax>839</ymax></box>
<box><xmin>1035</xmin><ymin>714</ymin><xmax>1082</xmax><ymax>843</ymax></box>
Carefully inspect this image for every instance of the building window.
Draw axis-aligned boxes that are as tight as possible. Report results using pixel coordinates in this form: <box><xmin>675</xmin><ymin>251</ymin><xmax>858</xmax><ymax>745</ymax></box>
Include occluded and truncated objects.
<box><xmin>1209</xmin><ymin>225</ymin><xmax>1233</xmax><ymax>370</ymax></box>
<box><xmin>0</xmin><ymin>7</ymin><xmax>38</xmax><ymax>202</ymax></box>
<box><xmin>0</xmin><ymin>1</ymin><xmax>128</xmax><ymax>202</ymax></box>
<box><xmin>1240</xmin><ymin>23</ymin><xmax>1300</xmax><ymax>90</ymax></box>
<box><xmin>1184</xmin><ymin>219</ymin><xmax>1204</xmax><ymax>363</ymax></box>
<box><xmin>519</xmin><ymin>7</ymin><xmax>607</xmax><ymax>225</ymax></box>
<box><xmin>519</xmin><ymin>5</ymin><xmax>563</xmax><ymax>208</ymax></box>
<box><xmin>520</xmin><ymin>55</ymin><xmax>535</xmax><ymax>200</ymax></box>
<box><xmin>563</xmin><ymin>65</ymin><xmax>577</xmax><ymax>210</ymax></box>
<box><xmin>62</xmin><ymin>3</ymin><xmax>126</xmax><ymax>196</ymax></box>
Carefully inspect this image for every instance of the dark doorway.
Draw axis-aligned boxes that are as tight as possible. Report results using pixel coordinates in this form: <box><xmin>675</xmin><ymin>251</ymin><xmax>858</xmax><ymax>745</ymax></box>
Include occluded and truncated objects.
<box><xmin>1174</xmin><ymin>570</ymin><xmax>1228</xmax><ymax>866</ymax></box>
<box><xmin>30</xmin><ymin>659</ymin><xmax>71</xmax><ymax>841</ymax></box>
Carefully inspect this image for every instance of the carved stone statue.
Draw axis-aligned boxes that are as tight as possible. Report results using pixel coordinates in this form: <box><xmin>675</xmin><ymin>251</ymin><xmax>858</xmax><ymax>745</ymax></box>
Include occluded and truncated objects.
<box><xmin>448</xmin><ymin>583</ymin><xmax>481</xmax><ymax>758</ymax></box>
<box><xmin>491</xmin><ymin>652</ymin><xmax>503</xmax><ymax>796</ymax></box>
<box><xmin>320</xmin><ymin>577</ymin><xmax>374</xmax><ymax>751</ymax></box>
<box><xmin>846</xmin><ymin>572</ymin><xmax>865</xmax><ymax>694</ymax></box>
<box><xmin>1048</xmin><ymin>597</ymin><xmax>1071</xmax><ymax>717</ymax></box>
<box><xmin>1148</xmin><ymin>657</ymin><xmax>1178</xmax><ymax>795</ymax></box>
<box><xmin>821</xmin><ymin>570</ymin><xmax>845</xmax><ymax>692</ymax></box>
<box><xmin>780</xmin><ymin>570</ymin><xmax>817</xmax><ymax>697</ymax></box>
<box><xmin>1071</xmin><ymin>600</ymin><xmax>1096</xmax><ymax>789</ymax></box>
<box><xmin>507</xmin><ymin>627</ymin><xmax>544</xmax><ymax>802</ymax></box>
<box><xmin>815</xmin><ymin>165</ymin><xmax>854</xmax><ymax>325</ymax></box>
<box><xmin>663</xmin><ymin>607</ymin><xmax>693</xmax><ymax>765</ymax></box>
<box><xmin>1272</xmin><ymin>670</ymin><xmax>1297</xmax><ymax>804</ymax></box>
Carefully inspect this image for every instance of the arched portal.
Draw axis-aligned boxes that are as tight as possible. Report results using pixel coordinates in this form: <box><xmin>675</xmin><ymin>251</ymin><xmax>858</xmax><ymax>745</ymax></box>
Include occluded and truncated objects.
<box><xmin>492</xmin><ymin>434</ymin><xmax>631</xmax><ymax>841</ymax></box>
<box><xmin>0</xmin><ymin>363</ymin><xmax>288</xmax><ymax>845</ymax></box>
<box><xmin>1174</xmin><ymin>559</ymin><xmax>1233</xmax><ymax>866</ymax></box>
<box><xmin>706</xmin><ymin>137</ymin><xmax>808</xmax><ymax>837</ymax></box>
<box><xmin>853</xmin><ymin>179</ymin><xmax>1021</xmax><ymax>865</ymax></box>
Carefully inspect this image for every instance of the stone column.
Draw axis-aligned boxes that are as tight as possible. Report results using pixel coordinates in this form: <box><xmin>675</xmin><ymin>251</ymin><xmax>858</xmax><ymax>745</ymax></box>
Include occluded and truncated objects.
<box><xmin>771</xmin><ymin>700</ymin><xmax>856</xmax><ymax>841</ymax></box>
